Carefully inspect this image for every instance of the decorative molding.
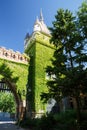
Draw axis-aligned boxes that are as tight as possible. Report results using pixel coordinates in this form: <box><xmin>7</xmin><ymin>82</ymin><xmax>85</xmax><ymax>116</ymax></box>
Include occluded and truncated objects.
<box><xmin>0</xmin><ymin>47</ymin><xmax>29</xmax><ymax>64</ymax></box>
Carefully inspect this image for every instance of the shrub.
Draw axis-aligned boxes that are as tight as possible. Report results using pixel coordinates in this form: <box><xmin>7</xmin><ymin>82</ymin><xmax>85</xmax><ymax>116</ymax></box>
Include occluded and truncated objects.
<box><xmin>19</xmin><ymin>117</ymin><xmax>38</xmax><ymax>129</ymax></box>
<box><xmin>19</xmin><ymin>110</ymin><xmax>87</xmax><ymax>130</ymax></box>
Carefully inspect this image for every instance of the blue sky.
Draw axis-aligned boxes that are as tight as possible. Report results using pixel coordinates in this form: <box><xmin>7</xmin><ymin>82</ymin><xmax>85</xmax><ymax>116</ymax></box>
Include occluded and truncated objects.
<box><xmin>0</xmin><ymin>0</ymin><xmax>84</xmax><ymax>53</ymax></box>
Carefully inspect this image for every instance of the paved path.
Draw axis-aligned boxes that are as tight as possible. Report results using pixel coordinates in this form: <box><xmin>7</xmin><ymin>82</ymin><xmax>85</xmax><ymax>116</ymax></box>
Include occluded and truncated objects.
<box><xmin>0</xmin><ymin>112</ymin><xmax>25</xmax><ymax>130</ymax></box>
<box><xmin>0</xmin><ymin>121</ymin><xmax>24</xmax><ymax>130</ymax></box>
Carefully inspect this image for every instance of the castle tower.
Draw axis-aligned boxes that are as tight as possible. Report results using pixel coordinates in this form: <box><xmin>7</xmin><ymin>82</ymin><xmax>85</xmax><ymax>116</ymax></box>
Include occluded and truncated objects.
<box><xmin>24</xmin><ymin>11</ymin><xmax>55</xmax><ymax>117</ymax></box>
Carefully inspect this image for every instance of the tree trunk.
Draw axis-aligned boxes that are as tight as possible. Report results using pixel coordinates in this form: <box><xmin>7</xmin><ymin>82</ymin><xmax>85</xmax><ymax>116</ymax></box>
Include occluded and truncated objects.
<box><xmin>76</xmin><ymin>96</ymin><xmax>81</xmax><ymax>123</ymax></box>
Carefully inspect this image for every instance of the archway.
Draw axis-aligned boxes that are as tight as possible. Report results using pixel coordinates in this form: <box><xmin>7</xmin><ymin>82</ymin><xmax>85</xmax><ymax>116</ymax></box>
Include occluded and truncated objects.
<box><xmin>0</xmin><ymin>63</ymin><xmax>24</xmax><ymax>120</ymax></box>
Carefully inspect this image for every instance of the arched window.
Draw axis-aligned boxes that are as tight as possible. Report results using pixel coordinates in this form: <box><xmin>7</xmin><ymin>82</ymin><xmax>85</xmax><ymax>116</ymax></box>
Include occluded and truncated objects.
<box><xmin>20</xmin><ymin>57</ymin><xmax>23</xmax><ymax>60</ymax></box>
<box><xmin>13</xmin><ymin>55</ymin><xmax>16</xmax><ymax>59</ymax></box>
<box><xmin>5</xmin><ymin>52</ymin><xmax>8</xmax><ymax>57</ymax></box>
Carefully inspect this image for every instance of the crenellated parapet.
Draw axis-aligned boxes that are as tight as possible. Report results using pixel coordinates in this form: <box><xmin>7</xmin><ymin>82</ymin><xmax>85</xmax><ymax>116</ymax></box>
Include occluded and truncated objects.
<box><xmin>0</xmin><ymin>47</ymin><xmax>29</xmax><ymax>64</ymax></box>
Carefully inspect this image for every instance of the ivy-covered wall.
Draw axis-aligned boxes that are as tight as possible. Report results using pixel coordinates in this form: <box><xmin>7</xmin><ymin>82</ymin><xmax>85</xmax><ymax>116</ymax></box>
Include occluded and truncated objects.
<box><xmin>25</xmin><ymin>32</ymin><xmax>55</xmax><ymax>114</ymax></box>
<box><xmin>26</xmin><ymin>42</ymin><xmax>36</xmax><ymax>112</ymax></box>
<box><xmin>35</xmin><ymin>41</ymin><xmax>54</xmax><ymax>112</ymax></box>
<box><xmin>0</xmin><ymin>59</ymin><xmax>29</xmax><ymax>100</ymax></box>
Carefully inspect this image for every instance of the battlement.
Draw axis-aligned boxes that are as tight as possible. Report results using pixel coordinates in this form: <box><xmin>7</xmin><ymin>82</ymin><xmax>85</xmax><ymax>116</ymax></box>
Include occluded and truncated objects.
<box><xmin>0</xmin><ymin>47</ymin><xmax>29</xmax><ymax>64</ymax></box>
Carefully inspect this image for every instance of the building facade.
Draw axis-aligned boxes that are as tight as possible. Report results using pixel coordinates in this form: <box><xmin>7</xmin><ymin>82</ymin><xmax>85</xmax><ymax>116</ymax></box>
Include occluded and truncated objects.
<box><xmin>24</xmin><ymin>11</ymin><xmax>55</xmax><ymax>117</ymax></box>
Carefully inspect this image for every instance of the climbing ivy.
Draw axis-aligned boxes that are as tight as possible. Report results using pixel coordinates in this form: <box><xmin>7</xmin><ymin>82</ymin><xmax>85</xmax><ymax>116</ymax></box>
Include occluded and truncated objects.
<box><xmin>35</xmin><ymin>42</ymin><xmax>54</xmax><ymax>112</ymax></box>
<box><xmin>25</xmin><ymin>32</ymin><xmax>55</xmax><ymax>113</ymax></box>
<box><xmin>0</xmin><ymin>59</ymin><xmax>29</xmax><ymax>99</ymax></box>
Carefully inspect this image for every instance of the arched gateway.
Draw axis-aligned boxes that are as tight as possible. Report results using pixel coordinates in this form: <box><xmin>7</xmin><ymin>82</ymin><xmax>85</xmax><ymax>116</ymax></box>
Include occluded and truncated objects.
<box><xmin>0</xmin><ymin>80</ymin><xmax>21</xmax><ymax>120</ymax></box>
<box><xmin>0</xmin><ymin>48</ymin><xmax>29</xmax><ymax>120</ymax></box>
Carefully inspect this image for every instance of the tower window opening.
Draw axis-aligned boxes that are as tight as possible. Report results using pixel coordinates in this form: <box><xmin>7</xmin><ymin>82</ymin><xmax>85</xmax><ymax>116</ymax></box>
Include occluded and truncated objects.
<box><xmin>5</xmin><ymin>52</ymin><xmax>8</xmax><ymax>57</ymax></box>
<box><xmin>13</xmin><ymin>55</ymin><xmax>16</xmax><ymax>59</ymax></box>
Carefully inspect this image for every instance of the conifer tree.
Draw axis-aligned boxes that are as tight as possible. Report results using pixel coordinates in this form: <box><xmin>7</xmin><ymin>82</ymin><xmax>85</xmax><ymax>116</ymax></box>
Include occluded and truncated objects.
<box><xmin>41</xmin><ymin>3</ymin><xmax>87</xmax><ymax>124</ymax></box>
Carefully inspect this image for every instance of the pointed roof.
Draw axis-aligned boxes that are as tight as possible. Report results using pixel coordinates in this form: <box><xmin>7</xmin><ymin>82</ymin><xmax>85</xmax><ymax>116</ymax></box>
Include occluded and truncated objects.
<box><xmin>33</xmin><ymin>10</ymin><xmax>50</xmax><ymax>35</ymax></box>
<box><xmin>24</xmin><ymin>33</ymin><xmax>30</xmax><ymax>40</ymax></box>
<box><xmin>35</xmin><ymin>16</ymin><xmax>39</xmax><ymax>24</ymax></box>
<box><xmin>39</xmin><ymin>9</ymin><xmax>44</xmax><ymax>22</ymax></box>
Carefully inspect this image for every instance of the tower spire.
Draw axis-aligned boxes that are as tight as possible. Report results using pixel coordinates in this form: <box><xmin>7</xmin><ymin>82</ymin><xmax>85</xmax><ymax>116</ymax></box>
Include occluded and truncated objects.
<box><xmin>40</xmin><ymin>9</ymin><xmax>44</xmax><ymax>22</ymax></box>
<box><xmin>36</xmin><ymin>16</ymin><xmax>39</xmax><ymax>23</ymax></box>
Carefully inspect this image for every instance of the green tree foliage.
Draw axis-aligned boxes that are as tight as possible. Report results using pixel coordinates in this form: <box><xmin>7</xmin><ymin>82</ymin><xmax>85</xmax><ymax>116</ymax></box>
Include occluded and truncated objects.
<box><xmin>77</xmin><ymin>1</ymin><xmax>87</xmax><ymax>38</ymax></box>
<box><xmin>0</xmin><ymin>63</ymin><xmax>18</xmax><ymax>113</ymax></box>
<box><xmin>0</xmin><ymin>92</ymin><xmax>16</xmax><ymax>113</ymax></box>
<box><xmin>41</xmin><ymin>1</ymin><xmax>87</xmax><ymax>124</ymax></box>
<box><xmin>0</xmin><ymin>62</ymin><xmax>19</xmax><ymax>83</ymax></box>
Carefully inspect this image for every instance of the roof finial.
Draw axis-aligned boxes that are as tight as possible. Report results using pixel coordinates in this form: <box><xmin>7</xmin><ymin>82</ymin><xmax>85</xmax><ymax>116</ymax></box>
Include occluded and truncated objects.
<box><xmin>36</xmin><ymin>16</ymin><xmax>39</xmax><ymax>22</ymax></box>
<box><xmin>40</xmin><ymin>9</ymin><xmax>44</xmax><ymax>22</ymax></box>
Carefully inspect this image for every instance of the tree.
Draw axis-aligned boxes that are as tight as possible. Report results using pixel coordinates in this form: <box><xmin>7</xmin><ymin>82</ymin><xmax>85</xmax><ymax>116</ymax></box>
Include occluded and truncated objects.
<box><xmin>0</xmin><ymin>92</ymin><xmax>16</xmax><ymax>114</ymax></box>
<box><xmin>0</xmin><ymin>62</ymin><xmax>21</xmax><ymax>118</ymax></box>
<box><xmin>77</xmin><ymin>1</ymin><xmax>87</xmax><ymax>38</ymax></box>
<box><xmin>41</xmin><ymin>3</ymin><xmax>87</xmax><ymax>124</ymax></box>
